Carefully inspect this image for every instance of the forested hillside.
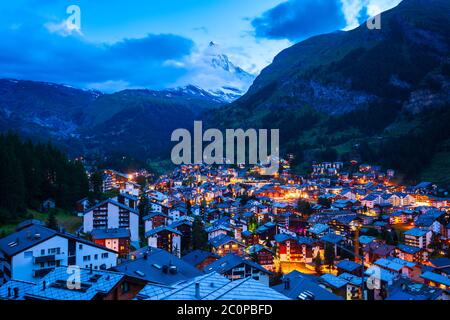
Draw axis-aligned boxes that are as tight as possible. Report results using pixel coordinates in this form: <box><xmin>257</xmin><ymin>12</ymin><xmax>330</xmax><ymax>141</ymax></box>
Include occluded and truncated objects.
<box><xmin>0</xmin><ymin>133</ymin><xmax>89</xmax><ymax>224</ymax></box>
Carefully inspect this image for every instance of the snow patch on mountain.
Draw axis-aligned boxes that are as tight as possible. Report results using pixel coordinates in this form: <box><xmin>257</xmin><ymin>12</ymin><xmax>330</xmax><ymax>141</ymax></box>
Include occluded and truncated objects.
<box><xmin>172</xmin><ymin>41</ymin><xmax>255</xmax><ymax>100</ymax></box>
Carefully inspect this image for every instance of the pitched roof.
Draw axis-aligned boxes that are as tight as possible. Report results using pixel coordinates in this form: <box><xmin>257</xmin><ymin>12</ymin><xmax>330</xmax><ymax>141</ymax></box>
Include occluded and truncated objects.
<box><xmin>0</xmin><ymin>279</ymin><xmax>36</xmax><ymax>300</ymax></box>
<box><xmin>320</xmin><ymin>274</ymin><xmax>348</xmax><ymax>289</ymax></box>
<box><xmin>84</xmin><ymin>198</ymin><xmax>138</xmax><ymax>215</ymax></box>
<box><xmin>91</xmin><ymin>228</ymin><xmax>130</xmax><ymax>240</ymax></box>
<box><xmin>272</xmin><ymin>271</ymin><xmax>343</xmax><ymax>300</ymax></box>
<box><xmin>137</xmin><ymin>272</ymin><xmax>289</xmax><ymax>300</ymax></box>
<box><xmin>421</xmin><ymin>271</ymin><xmax>450</xmax><ymax>286</ymax></box>
<box><xmin>0</xmin><ymin>223</ymin><xmax>116</xmax><ymax>257</ymax></box>
<box><xmin>145</xmin><ymin>226</ymin><xmax>182</xmax><ymax>238</ymax></box>
<box><xmin>112</xmin><ymin>247</ymin><xmax>203</xmax><ymax>285</ymax></box>
<box><xmin>24</xmin><ymin>266</ymin><xmax>124</xmax><ymax>300</ymax></box>
<box><xmin>336</xmin><ymin>260</ymin><xmax>361</xmax><ymax>272</ymax></box>
<box><xmin>208</xmin><ymin>234</ymin><xmax>243</xmax><ymax>248</ymax></box>
<box><xmin>404</xmin><ymin>228</ymin><xmax>428</xmax><ymax>237</ymax></box>
<box><xmin>204</xmin><ymin>254</ymin><xmax>271</xmax><ymax>275</ymax></box>
<box><xmin>182</xmin><ymin>250</ymin><xmax>219</xmax><ymax>267</ymax></box>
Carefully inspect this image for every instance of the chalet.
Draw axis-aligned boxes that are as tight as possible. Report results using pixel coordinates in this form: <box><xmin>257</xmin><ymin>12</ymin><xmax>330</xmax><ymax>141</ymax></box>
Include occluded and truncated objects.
<box><xmin>209</xmin><ymin>234</ymin><xmax>245</xmax><ymax>257</ymax></box>
<box><xmin>336</xmin><ymin>260</ymin><xmax>362</xmax><ymax>276</ymax></box>
<box><xmin>358</xmin><ymin>235</ymin><xmax>376</xmax><ymax>248</ymax></box>
<box><xmin>117</xmin><ymin>193</ymin><xmax>139</xmax><ymax>210</ymax></box>
<box><xmin>41</xmin><ymin>198</ymin><xmax>56</xmax><ymax>212</ymax></box>
<box><xmin>75</xmin><ymin>198</ymin><xmax>91</xmax><ymax>214</ymax></box>
<box><xmin>396</xmin><ymin>244</ymin><xmax>427</xmax><ymax>263</ymax></box>
<box><xmin>386</xmin><ymin>278</ymin><xmax>446</xmax><ymax>300</ymax></box>
<box><xmin>255</xmin><ymin>221</ymin><xmax>277</xmax><ymax>243</ymax></box>
<box><xmin>241</xmin><ymin>230</ymin><xmax>259</xmax><ymax>246</ymax></box>
<box><xmin>337</xmin><ymin>273</ymin><xmax>364</xmax><ymax>300</ymax></box>
<box><xmin>0</xmin><ymin>223</ymin><xmax>117</xmax><ymax>283</ymax></box>
<box><xmin>275</xmin><ymin>234</ymin><xmax>319</xmax><ymax>264</ymax></box>
<box><xmin>361</xmin><ymin>193</ymin><xmax>382</xmax><ymax>209</ymax></box>
<box><xmin>429</xmin><ymin>258</ymin><xmax>450</xmax><ymax>277</ymax></box>
<box><xmin>319</xmin><ymin>274</ymin><xmax>348</xmax><ymax>298</ymax></box>
<box><xmin>112</xmin><ymin>247</ymin><xmax>202</xmax><ymax>286</ymax></box>
<box><xmin>273</xmin><ymin>271</ymin><xmax>342</xmax><ymax>300</ymax></box>
<box><xmin>420</xmin><ymin>271</ymin><xmax>450</xmax><ymax>291</ymax></box>
<box><xmin>143</xmin><ymin>211</ymin><xmax>168</xmax><ymax>232</ymax></box>
<box><xmin>83</xmin><ymin>199</ymin><xmax>139</xmax><ymax>242</ymax></box>
<box><xmin>168</xmin><ymin>219</ymin><xmax>193</xmax><ymax>253</ymax></box>
<box><xmin>308</xmin><ymin>223</ymin><xmax>329</xmax><ymax>239</ymax></box>
<box><xmin>363</xmin><ymin>241</ymin><xmax>395</xmax><ymax>264</ymax></box>
<box><xmin>145</xmin><ymin>226</ymin><xmax>182</xmax><ymax>257</ymax></box>
<box><xmin>91</xmin><ymin>228</ymin><xmax>131</xmax><ymax>258</ymax></box>
<box><xmin>182</xmin><ymin>249</ymin><xmax>220</xmax><ymax>270</ymax></box>
<box><xmin>206</xmin><ymin>224</ymin><xmax>231</xmax><ymax>240</ymax></box>
<box><xmin>247</xmin><ymin>244</ymin><xmax>274</xmax><ymax>271</ymax></box>
<box><xmin>122</xmin><ymin>181</ymin><xmax>141</xmax><ymax>197</ymax></box>
<box><xmin>204</xmin><ymin>254</ymin><xmax>271</xmax><ymax>286</ymax></box>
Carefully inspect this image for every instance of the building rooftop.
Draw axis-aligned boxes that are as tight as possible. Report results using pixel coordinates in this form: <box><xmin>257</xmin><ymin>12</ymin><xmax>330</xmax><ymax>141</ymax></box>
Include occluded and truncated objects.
<box><xmin>336</xmin><ymin>260</ymin><xmax>361</xmax><ymax>273</ymax></box>
<box><xmin>404</xmin><ymin>228</ymin><xmax>428</xmax><ymax>237</ymax></box>
<box><xmin>182</xmin><ymin>250</ymin><xmax>219</xmax><ymax>268</ymax></box>
<box><xmin>112</xmin><ymin>247</ymin><xmax>203</xmax><ymax>285</ymax></box>
<box><xmin>320</xmin><ymin>274</ymin><xmax>348</xmax><ymax>289</ymax></box>
<box><xmin>24</xmin><ymin>266</ymin><xmax>124</xmax><ymax>300</ymax></box>
<box><xmin>272</xmin><ymin>271</ymin><xmax>342</xmax><ymax>300</ymax></box>
<box><xmin>137</xmin><ymin>272</ymin><xmax>289</xmax><ymax>300</ymax></box>
<box><xmin>91</xmin><ymin>228</ymin><xmax>131</xmax><ymax>240</ymax></box>
<box><xmin>0</xmin><ymin>279</ymin><xmax>36</xmax><ymax>300</ymax></box>
<box><xmin>204</xmin><ymin>254</ymin><xmax>270</xmax><ymax>275</ymax></box>
<box><xmin>421</xmin><ymin>271</ymin><xmax>450</xmax><ymax>287</ymax></box>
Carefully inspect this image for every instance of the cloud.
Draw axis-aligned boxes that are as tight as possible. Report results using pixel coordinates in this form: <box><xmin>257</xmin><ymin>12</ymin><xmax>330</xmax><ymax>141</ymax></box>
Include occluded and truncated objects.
<box><xmin>251</xmin><ymin>0</ymin><xmax>403</xmax><ymax>41</ymax></box>
<box><xmin>251</xmin><ymin>0</ymin><xmax>347</xmax><ymax>41</ymax></box>
<box><xmin>0</xmin><ymin>17</ymin><xmax>194</xmax><ymax>92</ymax></box>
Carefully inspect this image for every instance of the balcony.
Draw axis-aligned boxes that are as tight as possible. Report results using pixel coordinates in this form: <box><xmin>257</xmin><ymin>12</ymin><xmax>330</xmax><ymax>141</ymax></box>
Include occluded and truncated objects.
<box><xmin>33</xmin><ymin>253</ymin><xmax>64</xmax><ymax>264</ymax></box>
<box><xmin>33</xmin><ymin>267</ymin><xmax>54</xmax><ymax>278</ymax></box>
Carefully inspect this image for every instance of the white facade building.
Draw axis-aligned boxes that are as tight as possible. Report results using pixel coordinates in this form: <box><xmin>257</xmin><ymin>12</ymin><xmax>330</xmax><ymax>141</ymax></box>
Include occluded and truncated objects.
<box><xmin>0</xmin><ymin>223</ymin><xmax>117</xmax><ymax>283</ymax></box>
<box><xmin>83</xmin><ymin>199</ymin><xmax>139</xmax><ymax>242</ymax></box>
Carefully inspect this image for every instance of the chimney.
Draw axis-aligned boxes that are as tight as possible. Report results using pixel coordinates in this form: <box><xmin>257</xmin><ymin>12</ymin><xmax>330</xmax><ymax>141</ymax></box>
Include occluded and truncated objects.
<box><xmin>13</xmin><ymin>287</ymin><xmax>19</xmax><ymax>299</ymax></box>
<box><xmin>42</xmin><ymin>281</ymin><xmax>46</xmax><ymax>291</ymax></box>
<box><xmin>7</xmin><ymin>287</ymin><xmax>11</xmax><ymax>297</ymax></box>
<box><xmin>143</xmin><ymin>252</ymin><xmax>148</xmax><ymax>260</ymax></box>
<box><xmin>195</xmin><ymin>282</ymin><xmax>201</xmax><ymax>299</ymax></box>
<box><xmin>284</xmin><ymin>278</ymin><xmax>291</xmax><ymax>290</ymax></box>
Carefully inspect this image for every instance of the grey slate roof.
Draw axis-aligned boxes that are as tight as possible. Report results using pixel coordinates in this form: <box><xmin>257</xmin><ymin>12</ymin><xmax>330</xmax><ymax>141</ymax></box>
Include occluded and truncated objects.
<box><xmin>84</xmin><ymin>198</ymin><xmax>138</xmax><ymax>215</ymax></box>
<box><xmin>272</xmin><ymin>271</ymin><xmax>343</xmax><ymax>300</ymax></box>
<box><xmin>204</xmin><ymin>254</ymin><xmax>271</xmax><ymax>275</ymax></box>
<box><xmin>0</xmin><ymin>223</ymin><xmax>116</xmax><ymax>258</ymax></box>
<box><xmin>91</xmin><ymin>228</ymin><xmax>131</xmax><ymax>240</ymax></box>
<box><xmin>182</xmin><ymin>250</ymin><xmax>219</xmax><ymax>267</ymax></box>
<box><xmin>112</xmin><ymin>247</ymin><xmax>203</xmax><ymax>285</ymax></box>
<box><xmin>24</xmin><ymin>266</ymin><xmax>124</xmax><ymax>300</ymax></box>
<box><xmin>0</xmin><ymin>279</ymin><xmax>36</xmax><ymax>300</ymax></box>
<box><xmin>137</xmin><ymin>272</ymin><xmax>289</xmax><ymax>300</ymax></box>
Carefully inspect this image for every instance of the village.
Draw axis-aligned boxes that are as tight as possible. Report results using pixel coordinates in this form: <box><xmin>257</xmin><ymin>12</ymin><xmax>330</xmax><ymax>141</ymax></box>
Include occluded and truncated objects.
<box><xmin>0</xmin><ymin>159</ymin><xmax>449</xmax><ymax>301</ymax></box>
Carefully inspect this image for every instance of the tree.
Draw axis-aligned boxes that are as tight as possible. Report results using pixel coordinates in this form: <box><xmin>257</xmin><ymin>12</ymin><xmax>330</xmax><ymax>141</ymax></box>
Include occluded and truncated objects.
<box><xmin>135</xmin><ymin>175</ymin><xmax>147</xmax><ymax>189</ymax></box>
<box><xmin>191</xmin><ymin>216</ymin><xmax>208</xmax><ymax>250</ymax></box>
<box><xmin>317</xmin><ymin>197</ymin><xmax>332</xmax><ymax>208</ymax></box>
<box><xmin>314</xmin><ymin>253</ymin><xmax>323</xmax><ymax>275</ymax></box>
<box><xmin>90</xmin><ymin>171</ymin><xmax>103</xmax><ymax>197</ymax></box>
<box><xmin>324</xmin><ymin>243</ymin><xmax>336</xmax><ymax>271</ymax></box>
<box><xmin>46</xmin><ymin>210</ymin><xmax>59</xmax><ymax>230</ymax></box>
<box><xmin>186</xmin><ymin>200</ymin><xmax>192</xmax><ymax>216</ymax></box>
<box><xmin>296</xmin><ymin>199</ymin><xmax>313</xmax><ymax>216</ymax></box>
